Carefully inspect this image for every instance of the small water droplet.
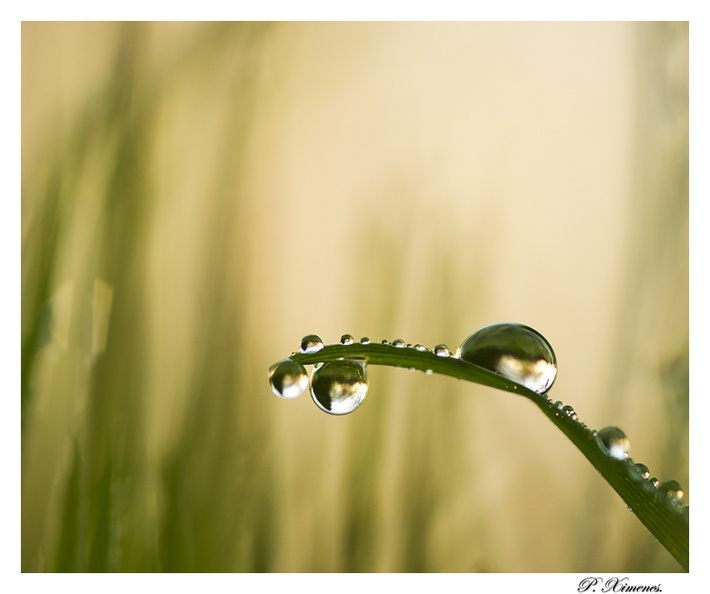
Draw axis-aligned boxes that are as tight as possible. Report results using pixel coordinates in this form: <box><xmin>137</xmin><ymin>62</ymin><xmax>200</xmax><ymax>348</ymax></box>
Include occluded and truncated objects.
<box><xmin>268</xmin><ymin>358</ymin><xmax>309</xmax><ymax>399</ymax></box>
<box><xmin>554</xmin><ymin>401</ymin><xmax>564</xmax><ymax>410</ymax></box>
<box><xmin>392</xmin><ymin>338</ymin><xmax>406</xmax><ymax>348</ymax></box>
<box><xmin>658</xmin><ymin>479</ymin><xmax>684</xmax><ymax>504</ymax></box>
<box><xmin>310</xmin><ymin>360</ymin><xmax>368</xmax><ymax>415</ymax></box>
<box><xmin>340</xmin><ymin>334</ymin><xmax>354</xmax><ymax>345</ymax></box>
<box><xmin>425</xmin><ymin>369</ymin><xmax>433</xmax><ymax>375</ymax></box>
<box><xmin>434</xmin><ymin>344</ymin><xmax>450</xmax><ymax>357</ymax></box>
<box><xmin>360</xmin><ymin>337</ymin><xmax>370</xmax><ymax>345</ymax></box>
<box><xmin>597</xmin><ymin>426</ymin><xmax>630</xmax><ymax>460</ymax></box>
<box><xmin>649</xmin><ymin>477</ymin><xmax>659</xmax><ymax>488</ymax></box>
<box><xmin>414</xmin><ymin>344</ymin><xmax>428</xmax><ymax>351</ymax></box>
<box><xmin>629</xmin><ymin>462</ymin><xmax>650</xmax><ymax>480</ymax></box>
<box><xmin>381</xmin><ymin>339</ymin><xmax>389</xmax><ymax>345</ymax></box>
<box><xmin>561</xmin><ymin>404</ymin><xmax>577</xmax><ymax>421</ymax></box>
<box><xmin>457</xmin><ymin>322</ymin><xmax>557</xmax><ymax>394</ymax></box>
<box><xmin>300</xmin><ymin>334</ymin><xmax>324</xmax><ymax>354</ymax></box>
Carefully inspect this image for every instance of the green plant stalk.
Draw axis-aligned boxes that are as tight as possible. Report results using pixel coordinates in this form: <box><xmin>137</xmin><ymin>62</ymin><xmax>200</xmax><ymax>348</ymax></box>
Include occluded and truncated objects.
<box><xmin>288</xmin><ymin>342</ymin><xmax>689</xmax><ymax>571</ymax></box>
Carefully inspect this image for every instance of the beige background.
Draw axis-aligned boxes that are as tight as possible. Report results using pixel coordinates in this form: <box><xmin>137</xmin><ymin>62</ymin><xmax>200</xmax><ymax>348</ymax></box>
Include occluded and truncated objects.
<box><xmin>21</xmin><ymin>22</ymin><xmax>688</xmax><ymax>572</ymax></box>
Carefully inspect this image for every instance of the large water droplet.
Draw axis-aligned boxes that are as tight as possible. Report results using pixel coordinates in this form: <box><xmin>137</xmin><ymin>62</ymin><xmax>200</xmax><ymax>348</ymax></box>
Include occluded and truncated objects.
<box><xmin>597</xmin><ymin>426</ymin><xmax>630</xmax><ymax>460</ymax></box>
<box><xmin>457</xmin><ymin>323</ymin><xmax>557</xmax><ymax>394</ymax></box>
<box><xmin>658</xmin><ymin>479</ymin><xmax>684</xmax><ymax>504</ymax></box>
<box><xmin>340</xmin><ymin>334</ymin><xmax>354</xmax><ymax>345</ymax></box>
<box><xmin>392</xmin><ymin>338</ymin><xmax>406</xmax><ymax>348</ymax></box>
<box><xmin>311</xmin><ymin>360</ymin><xmax>368</xmax><ymax>415</ymax></box>
<box><xmin>300</xmin><ymin>334</ymin><xmax>324</xmax><ymax>353</ymax></box>
<box><xmin>360</xmin><ymin>337</ymin><xmax>370</xmax><ymax>344</ymax></box>
<box><xmin>268</xmin><ymin>358</ymin><xmax>309</xmax><ymax>399</ymax></box>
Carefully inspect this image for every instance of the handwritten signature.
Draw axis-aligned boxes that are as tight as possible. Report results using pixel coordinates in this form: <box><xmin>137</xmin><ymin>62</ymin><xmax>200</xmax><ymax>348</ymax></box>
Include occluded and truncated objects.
<box><xmin>578</xmin><ymin>577</ymin><xmax>662</xmax><ymax>593</ymax></box>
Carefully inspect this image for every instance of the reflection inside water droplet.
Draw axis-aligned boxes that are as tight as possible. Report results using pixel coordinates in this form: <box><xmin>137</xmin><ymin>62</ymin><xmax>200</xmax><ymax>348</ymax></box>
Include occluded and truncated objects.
<box><xmin>311</xmin><ymin>360</ymin><xmax>368</xmax><ymax>415</ymax></box>
<box><xmin>597</xmin><ymin>426</ymin><xmax>630</xmax><ymax>460</ymax></box>
<box><xmin>457</xmin><ymin>323</ymin><xmax>557</xmax><ymax>394</ymax></box>
<box><xmin>268</xmin><ymin>358</ymin><xmax>309</xmax><ymax>399</ymax></box>
<box><xmin>300</xmin><ymin>334</ymin><xmax>324</xmax><ymax>353</ymax></box>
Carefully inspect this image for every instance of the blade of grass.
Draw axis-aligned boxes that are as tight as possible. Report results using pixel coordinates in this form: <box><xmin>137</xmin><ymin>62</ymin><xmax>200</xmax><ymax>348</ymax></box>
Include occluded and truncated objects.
<box><xmin>286</xmin><ymin>341</ymin><xmax>689</xmax><ymax>571</ymax></box>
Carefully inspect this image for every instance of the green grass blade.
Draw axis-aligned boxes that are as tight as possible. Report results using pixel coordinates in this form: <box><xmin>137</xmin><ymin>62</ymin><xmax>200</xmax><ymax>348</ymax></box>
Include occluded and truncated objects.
<box><xmin>286</xmin><ymin>342</ymin><xmax>689</xmax><ymax>571</ymax></box>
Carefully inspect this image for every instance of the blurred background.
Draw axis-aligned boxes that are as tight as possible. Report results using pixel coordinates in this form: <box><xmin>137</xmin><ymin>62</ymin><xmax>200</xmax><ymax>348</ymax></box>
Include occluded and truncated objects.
<box><xmin>21</xmin><ymin>21</ymin><xmax>688</xmax><ymax>572</ymax></box>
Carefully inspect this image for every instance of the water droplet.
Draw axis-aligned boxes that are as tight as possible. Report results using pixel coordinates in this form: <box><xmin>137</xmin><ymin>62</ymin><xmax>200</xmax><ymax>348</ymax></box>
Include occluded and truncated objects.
<box><xmin>434</xmin><ymin>344</ymin><xmax>450</xmax><ymax>357</ymax></box>
<box><xmin>360</xmin><ymin>337</ymin><xmax>370</xmax><ymax>344</ymax></box>
<box><xmin>649</xmin><ymin>477</ymin><xmax>659</xmax><ymax>488</ymax></box>
<box><xmin>310</xmin><ymin>360</ymin><xmax>368</xmax><ymax>415</ymax></box>
<box><xmin>561</xmin><ymin>404</ymin><xmax>577</xmax><ymax>421</ymax></box>
<box><xmin>340</xmin><ymin>334</ymin><xmax>354</xmax><ymax>345</ymax></box>
<box><xmin>381</xmin><ymin>339</ymin><xmax>389</xmax><ymax>345</ymax></box>
<box><xmin>300</xmin><ymin>334</ymin><xmax>324</xmax><ymax>354</ymax></box>
<box><xmin>457</xmin><ymin>322</ymin><xmax>557</xmax><ymax>394</ymax></box>
<box><xmin>425</xmin><ymin>369</ymin><xmax>433</xmax><ymax>375</ymax></box>
<box><xmin>392</xmin><ymin>338</ymin><xmax>406</xmax><ymax>348</ymax></box>
<box><xmin>629</xmin><ymin>462</ymin><xmax>650</xmax><ymax>480</ymax></box>
<box><xmin>554</xmin><ymin>401</ymin><xmax>564</xmax><ymax>410</ymax></box>
<box><xmin>597</xmin><ymin>426</ymin><xmax>630</xmax><ymax>460</ymax></box>
<box><xmin>658</xmin><ymin>479</ymin><xmax>684</xmax><ymax>504</ymax></box>
<box><xmin>268</xmin><ymin>358</ymin><xmax>309</xmax><ymax>399</ymax></box>
<box><xmin>414</xmin><ymin>344</ymin><xmax>428</xmax><ymax>351</ymax></box>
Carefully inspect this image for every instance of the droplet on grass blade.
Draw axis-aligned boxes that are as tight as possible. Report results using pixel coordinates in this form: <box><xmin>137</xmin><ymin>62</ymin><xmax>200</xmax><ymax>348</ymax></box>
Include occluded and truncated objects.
<box><xmin>658</xmin><ymin>479</ymin><xmax>684</xmax><ymax>504</ymax></box>
<box><xmin>457</xmin><ymin>322</ymin><xmax>557</xmax><ymax>394</ymax></box>
<box><xmin>561</xmin><ymin>404</ymin><xmax>577</xmax><ymax>420</ymax></box>
<box><xmin>311</xmin><ymin>360</ymin><xmax>368</xmax><ymax>415</ymax></box>
<box><xmin>433</xmin><ymin>344</ymin><xmax>450</xmax><ymax>357</ymax></box>
<box><xmin>629</xmin><ymin>462</ymin><xmax>650</xmax><ymax>481</ymax></box>
<box><xmin>300</xmin><ymin>334</ymin><xmax>324</xmax><ymax>354</ymax></box>
<box><xmin>597</xmin><ymin>426</ymin><xmax>630</xmax><ymax>460</ymax></box>
<box><xmin>268</xmin><ymin>358</ymin><xmax>309</xmax><ymax>399</ymax></box>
